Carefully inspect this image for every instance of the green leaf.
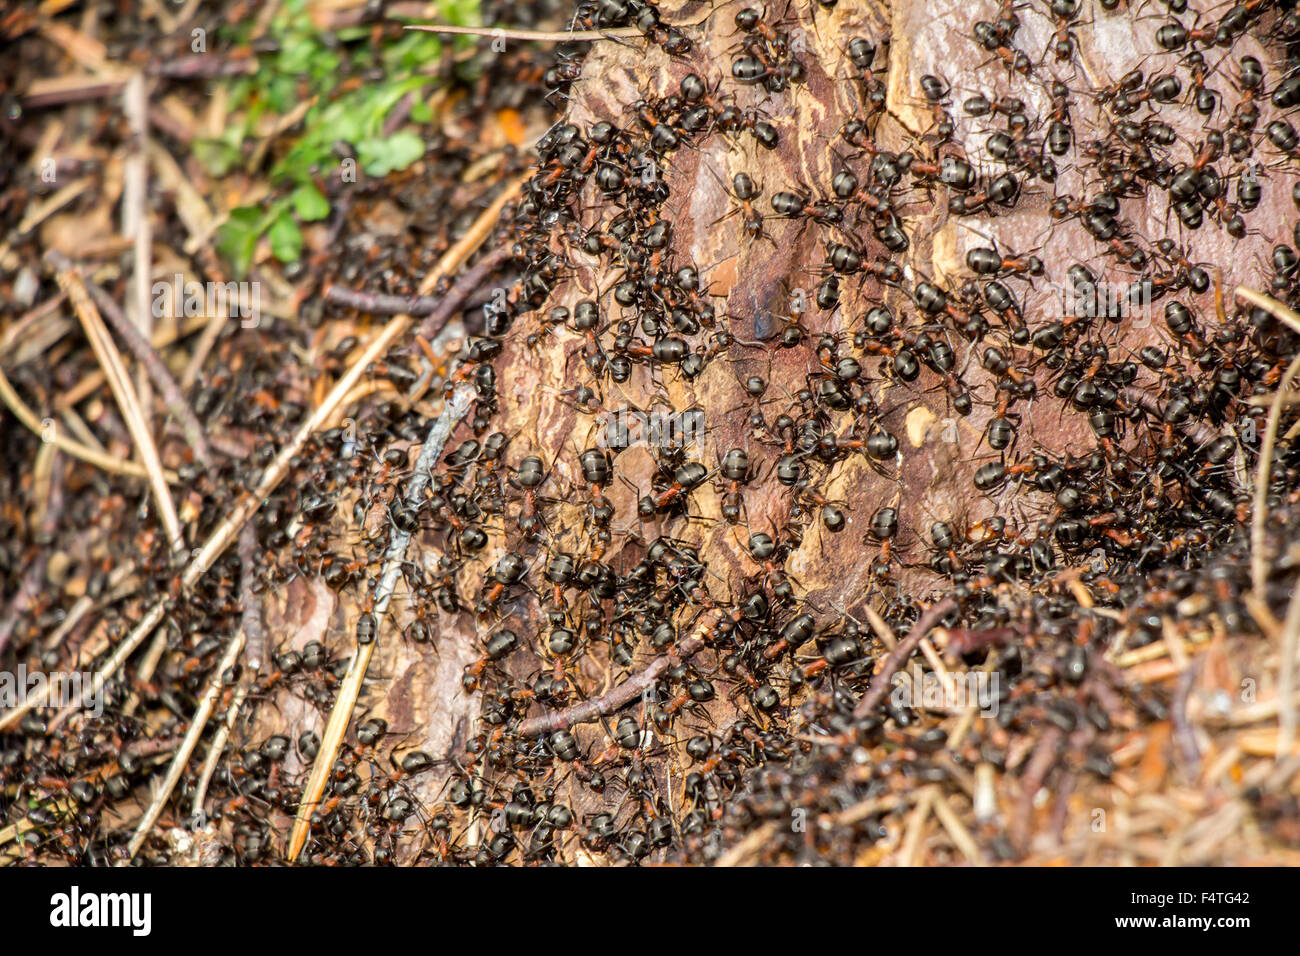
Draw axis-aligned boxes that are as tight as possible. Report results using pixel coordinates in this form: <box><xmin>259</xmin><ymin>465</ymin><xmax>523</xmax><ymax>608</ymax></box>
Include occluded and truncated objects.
<box><xmin>356</xmin><ymin>76</ymin><xmax>432</xmax><ymax>139</ymax></box>
<box><xmin>266</xmin><ymin>74</ymin><xmax>298</xmax><ymax>114</ymax></box>
<box><xmin>268</xmin><ymin>213</ymin><xmax>304</xmax><ymax>262</ymax></box>
<box><xmin>215</xmin><ymin>207</ymin><xmax>265</xmax><ymax>277</ymax></box>
<box><xmin>193</xmin><ymin>137</ymin><xmax>241</xmax><ymax>177</ymax></box>
<box><xmin>291</xmin><ymin>183</ymin><xmax>331</xmax><ymax>221</ymax></box>
<box><xmin>441</xmin><ymin>0</ymin><xmax>482</xmax><ymax>27</ymax></box>
<box><xmin>382</xmin><ymin>31</ymin><xmax>442</xmax><ymax>73</ymax></box>
<box><xmin>273</xmin><ymin>135</ymin><xmax>332</xmax><ymax>183</ymax></box>
<box><xmin>277</xmin><ymin>32</ymin><xmax>318</xmax><ymax>75</ymax></box>
<box><xmin>358</xmin><ymin>130</ymin><xmax>425</xmax><ymax>176</ymax></box>
<box><xmin>316</xmin><ymin>98</ymin><xmax>365</xmax><ymax>143</ymax></box>
<box><xmin>194</xmin><ymin>125</ymin><xmax>246</xmax><ymax>174</ymax></box>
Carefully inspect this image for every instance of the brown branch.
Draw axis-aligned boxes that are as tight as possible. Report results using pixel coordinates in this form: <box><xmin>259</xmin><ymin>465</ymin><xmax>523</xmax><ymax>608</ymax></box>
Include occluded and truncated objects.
<box><xmin>1172</xmin><ymin>658</ymin><xmax>1203</xmax><ymax>779</ymax></box>
<box><xmin>1120</xmin><ymin>386</ymin><xmax>1217</xmax><ymax>449</ymax></box>
<box><xmin>1012</xmin><ymin>725</ymin><xmax>1064</xmax><ymax>856</ymax></box>
<box><xmin>941</xmin><ymin>626</ymin><xmax>1018</xmax><ymax>658</ymax></box>
<box><xmin>324</xmin><ymin>286</ymin><xmax>443</xmax><ymax>316</ymax></box>
<box><xmin>47</xmin><ymin>253</ymin><xmax>184</xmax><ymax>549</ymax></box>
<box><xmin>22</xmin><ymin>74</ymin><xmax>130</xmax><ymax>109</ymax></box>
<box><xmin>516</xmin><ymin>609</ymin><xmax>726</xmax><ymax>737</ymax></box>
<box><xmin>145</xmin><ymin>55</ymin><xmax>258</xmax><ymax>79</ymax></box>
<box><xmin>852</xmin><ymin>597</ymin><xmax>957</xmax><ymax>720</ymax></box>
<box><xmin>239</xmin><ymin>523</ymin><xmax>264</xmax><ymax>671</ymax></box>
<box><xmin>326</xmin><ymin>249</ymin><xmax>511</xmax><ymax>340</ymax></box>
<box><xmin>68</xmin><ymin>263</ymin><xmax>215</xmax><ymax>470</ymax></box>
<box><xmin>414</xmin><ymin>246</ymin><xmax>513</xmax><ymax>340</ymax></box>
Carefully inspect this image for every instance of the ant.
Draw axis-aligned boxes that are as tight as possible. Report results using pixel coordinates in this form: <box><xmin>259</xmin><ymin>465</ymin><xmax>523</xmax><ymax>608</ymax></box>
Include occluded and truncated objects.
<box><xmin>710</xmin><ymin>169</ymin><xmax>772</xmax><ymax>244</ymax></box>
<box><xmin>1044</xmin><ymin>0</ymin><xmax>1086</xmax><ymax>63</ymax></box>
<box><xmin>717</xmin><ymin>447</ymin><xmax>757</xmax><ymax>523</ymax></box>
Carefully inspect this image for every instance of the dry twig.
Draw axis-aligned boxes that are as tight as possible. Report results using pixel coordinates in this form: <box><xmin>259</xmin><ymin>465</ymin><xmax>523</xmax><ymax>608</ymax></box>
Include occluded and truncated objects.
<box><xmin>123</xmin><ymin>630</ymin><xmax>244</xmax><ymax>861</ymax></box>
<box><xmin>0</xmin><ymin>367</ymin><xmax>168</xmax><ymax>481</ymax></box>
<box><xmin>516</xmin><ymin>608</ymin><xmax>727</xmax><ymax>737</ymax></box>
<box><xmin>49</xmin><ymin>254</ymin><xmax>184</xmax><ymax>548</ymax></box>
<box><xmin>852</xmin><ymin>598</ymin><xmax>958</xmax><ymax>719</ymax></box>
<box><xmin>68</xmin><ymin>262</ymin><xmax>214</xmax><ymax>468</ymax></box>
<box><xmin>1236</xmin><ymin>287</ymin><xmax>1300</xmax><ymax>601</ymax></box>
<box><xmin>285</xmin><ymin>176</ymin><xmax>525</xmax><ymax>862</ymax></box>
<box><xmin>287</xmin><ymin>384</ymin><xmax>476</xmax><ymax>861</ymax></box>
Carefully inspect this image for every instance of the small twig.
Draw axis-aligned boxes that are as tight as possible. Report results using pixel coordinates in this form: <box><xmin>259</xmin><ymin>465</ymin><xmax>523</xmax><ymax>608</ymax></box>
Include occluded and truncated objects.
<box><xmin>1237</xmin><ymin>285</ymin><xmax>1300</xmax><ymax>338</ymax></box>
<box><xmin>1172</xmin><ymin>658</ymin><xmax>1203</xmax><ymax>779</ymax></box>
<box><xmin>1012</xmin><ymin>726</ymin><xmax>1064</xmax><ymax>856</ymax></box>
<box><xmin>404</xmin><ymin>7</ymin><xmax>712</xmax><ymax>42</ymax></box>
<box><xmin>145</xmin><ymin>54</ymin><xmax>258</xmax><ymax>78</ymax></box>
<box><xmin>852</xmin><ymin>598</ymin><xmax>957</xmax><ymax>720</ymax></box>
<box><xmin>120</xmin><ymin>629</ymin><xmax>169</xmax><ymax>725</ymax></box>
<box><xmin>715</xmin><ymin>820</ymin><xmax>780</xmax><ymax>867</ymax></box>
<box><xmin>71</xmin><ymin>265</ymin><xmax>214</xmax><ymax>469</ymax></box>
<box><xmin>0</xmin><ymin>292</ymin><xmax>67</xmax><ymax>359</ymax></box>
<box><xmin>0</xmin><ymin>366</ymin><xmax>169</xmax><ymax>481</ymax></box>
<box><xmin>124</xmin><ymin>72</ymin><xmax>155</xmax><ymax>436</ymax></box>
<box><xmin>15</xmin><ymin>178</ymin><xmax>93</xmax><ymax>234</ymax></box>
<box><xmin>22</xmin><ymin>74</ymin><xmax>130</xmax><ymax>109</ymax></box>
<box><xmin>123</xmin><ymin>630</ymin><xmax>244</xmax><ymax>862</ymax></box>
<box><xmin>516</xmin><ymin>608</ymin><xmax>727</xmax><ymax>738</ymax></box>
<box><xmin>50</xmin><ymin>254</ymin><xmax>183</xmax><ymax>549</ymax></box>
<box><xmin>285</xmin><ymin>178</ymin><xmax>525</xmax><ymax>863</ymax></box>
<box><xmin>58</xmin><ymin>315</ymin><xmax>212</xmax><ymax>409</ymax></box>
<box><xmin>1277</xmin><ymin>579</ymin><xmax>1300</xmax><ymax>760</ymax></box>
<box><xmin>43</xmin><ymin>563</ymin><xmax>137</xmax><ymax>651</ymax></box>
<box><xmin>180</xmin><ymin>312</ymin><xmax>226</xmax><ymax>391</ymax></box>
<box><xmin>1239</xmin><ymin>291</ymin><xmax>1300</xmax><ymax>599</ymax></box>
<box><xmin>931</xmin><ymin>790</ymin><xmax>985</xmax><ymax>865</ymax></box>
<box><xmin>238</xmin><ymin>523</ymin><xmax>264</xmax><ymax>670</ymax></box>
<box><xmin>191</xmin><ymin>681</ymin><xmax>247</xmax><ymax>821</ymax></box>
<box><xmin>861</xmin><ymin>602</ymin><xmax>897</xmax><ymax>649</ymax></box>
<box><xmin>898</xmin><ymin>786</ymin><xmax>937</xmax><ymax>866</ymax></box>
<box><xmin>405</xmin><ymin>23</ymin><xmax>641</xmax><ymax>41</ymax></box>
<box><xmin>59</xmin><ymin>408</ymin><xmax>106</xmax><ymax>453</ymax></box>
<box><xmin>287</xmin><ymin>384</ymin><xmax>476</xmax><ymax>862</ymax></box>
<box><xmin>325</xmin><ymin>286</ymin><xmax>443</xmax><ymax>316</ymax></box>
<box><xmin>326</xmin><ymin>248</ymin><xmax>511</xmax><ymax>326</ymax></box>
<box><xmin>414</xmin><ymin>246</ymin><xmax>513</xmax><ymax>341</ymax></box>
<box><xmin>829</xmin><ymin>793</ymin><xmax>909</xmax><ymax>828</ymax></box>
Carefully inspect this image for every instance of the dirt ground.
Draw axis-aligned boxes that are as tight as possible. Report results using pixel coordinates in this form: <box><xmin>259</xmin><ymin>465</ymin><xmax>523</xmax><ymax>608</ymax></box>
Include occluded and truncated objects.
<box><xmin>2</xmin><ymin>0</ymin><xmax>1300</xmax><ymax>866</ymax></box>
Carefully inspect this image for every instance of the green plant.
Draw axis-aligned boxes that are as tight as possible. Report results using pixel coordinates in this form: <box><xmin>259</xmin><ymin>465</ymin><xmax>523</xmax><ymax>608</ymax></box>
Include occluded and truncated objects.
<box><xmin>209</xmin><ymin>0</ymin><xmax>480</xmax><ymax>275</ymax></box>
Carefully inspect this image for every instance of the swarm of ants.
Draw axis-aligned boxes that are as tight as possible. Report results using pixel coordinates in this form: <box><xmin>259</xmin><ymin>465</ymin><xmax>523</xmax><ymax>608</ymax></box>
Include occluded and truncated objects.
<box><xmin>5</xmin><ymin>0</ymin><xmax>1300</xmax><ymax>866</ymax></box>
